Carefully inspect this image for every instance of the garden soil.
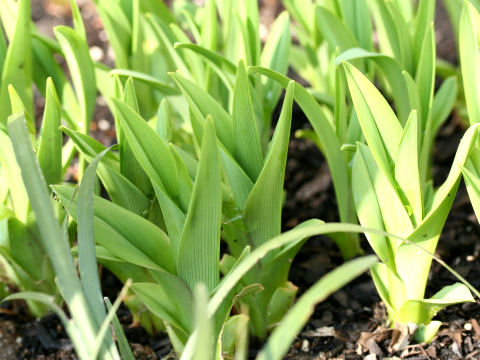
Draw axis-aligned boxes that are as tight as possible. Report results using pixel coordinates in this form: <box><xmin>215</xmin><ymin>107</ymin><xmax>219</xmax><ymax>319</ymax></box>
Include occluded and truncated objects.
<box><xmin>1</xmin><ymin>1</ymin><xmax>479</xmax><ymax>359</ymax></box>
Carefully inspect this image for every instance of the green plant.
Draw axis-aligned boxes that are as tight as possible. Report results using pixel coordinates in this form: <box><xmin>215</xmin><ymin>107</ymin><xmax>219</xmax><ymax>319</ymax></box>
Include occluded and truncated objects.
<box><xmin>344</xmin><ymin>60</ymin><xmax>477</xmax><ymax>342</ymax></box>
<box><xmin>460</xmin><ymin>2</ymin><xmax>480</xmax><ymax>219</ymax></box>
<box><xmin>0</xmin><ymin>80</ymin><xmax>61</xmax><ymax>317</ymax></box>
<box><xmin>1</xmin><ymin>0</ymin><xmax>97</xmax><ymax>168</ymax></box>
<box><xmin>50</xmin><ymin>0</ymin><xmax>348</xmax><ymax>341</ymax></box>
<box><xmin>53</xmin><ymin>74</ymin><xmax>288</xmax><ymax>344</ymax></box>
<box><xmin>182</xmin><ymin>247</ymin><xmax>377</xmax><ymax>359</ymax></box>
<box><xmin>278</xmin><ymin>1</ymin><xmax>459</xmax><ymax>262</ymax></box>
<box><xmin>443</xmin><ymin>0</ymin><xmax>480</xmax><ymax>41</ymax></box>
<box><xmin>0</xmin><ymin>0</ymin><xmax>62</xmax><ymax>316</ymax></box>
<box><xmin>3</xmin><ymin>113</ymin><xmax>134</xmax><ymax>359</ymax></box>
<box><xmin>52</xmin><ymin>64</ymin><xmax>376</xmax><ymax>357</ymax></box>
<box><xmin>91</xmin><ymin>0</ymin><xmax>290</xmax><ymax>147</ymax></box>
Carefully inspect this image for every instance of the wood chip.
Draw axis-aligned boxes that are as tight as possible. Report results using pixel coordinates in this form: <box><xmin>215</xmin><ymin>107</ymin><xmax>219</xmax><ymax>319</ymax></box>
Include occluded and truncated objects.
<box><xmin>301</xmin><ymin>339</ymin><xmax>309</xmax><ymax>352</ymax></box>
<box><xmin>451</xmin><ymin>341</ymin><xmax>463</xmax><ymax>358</ymax></box>
<box><xmin>466</xmin><ymin>348</ymin><xmax>480</xmax><ymax>359</ymax></box>
<box><xmin>439</xmin><ymin>329</ymin><xmax>463</xmax><ymax>347</ymax></box>
<box><xmin>464</xmin><ymin>335</ymin><xmax>474</xmax><ymax>353</ymax></box>
<box><xmin>367</xmin><ymin>338</ymin><xmax>383</xmax><ymax>357</ymax></box>
<box><xmin>391</xmin><ymin>323</ymin><xmax>416</xmax><ymax>352</ymax></box>
<box><xmin>471</xmin><ymin>318</ymin><xmax>480</xmax><ymax>341</ymax></box>
<box><xmin>425</xmin><ymin>345</ymin><xmax>437</xmax><ymax>358</ymax></box>
<box><xmin>303</xmin><ymin>326</ymin><xmax>336</xmax><ymax>338</ymax></box>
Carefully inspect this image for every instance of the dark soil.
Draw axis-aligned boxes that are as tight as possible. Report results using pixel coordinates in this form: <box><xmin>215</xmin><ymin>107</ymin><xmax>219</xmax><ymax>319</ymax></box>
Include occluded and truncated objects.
<box><xmin>1</xmin><ymin>1</ymin><xmax>479</xmax><ymax>359</ymax></box>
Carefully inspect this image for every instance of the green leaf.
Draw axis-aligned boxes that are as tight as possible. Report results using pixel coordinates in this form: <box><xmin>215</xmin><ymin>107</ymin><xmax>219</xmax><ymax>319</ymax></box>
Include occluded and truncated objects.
<box><xmin>402</xmin><ymin>72</ymin><xmax>422</xmax><ymax>129</ymax></box>
<box><xmin>257</xmin><ymin>256</ymin><xmax>377</xmax><ymax>360</ymax></box>
<box><xmin>170</xmin><ymin>72</ymin><xmax>234</xmax><ymax>152</ymax></box>
<box><xmin>61</xmin><ymin>126</ymin><xmax>119</xmax><ymax>169</ymax></box>
<box><xmin>77</xmin><ymin>148</ymin><xmax>112</xmax><ymax>328</ymax></box>
<box><xmin>243</xmin><ymin>81</ymin><xmax>293</xmax><ymax>249</ymax></box>
<box><xmin>354</xmin><ymin>141</ymin><xmax>413</xmax><ymax>239</ymax></box>
<box><xmin>220</xmin><ymin>148</ymin><xmax>255</xmax><ymax>210</ymax></box>
<box><xmin>191</xmin><ymin>284</ymin><xmax>213</xmax><ymax>360</ymax></box>
<box><xmin>156</xmin><ymin>99</ymin><xmax>172</xmax><ymax>141</ymax></box>
<box><xmin>413</xmin><ymin>0</ymin><xmax>435</xmax><ymax>68</ymax></box>
<box><xmin>0</xmin><ymin>0</ymin><xmax>32</xmax><ymax>126</ymax></box>
<box><xmin>344</xmin><ymin>62</ymin><xmax>402</xmax><ymax>183</ymax></box>
<box><xmin>147</xmin><ymin>14</ymin><xmax>191</xmax><ymax>77</ymax></box>
<box><xmin>174</xmin><ymin>42</ymin><xmax>237</xmax><ymax>74</ymax></box>
<box><xmin>352</xmin><ymin>145</ymin><xmax>394</xmax><ymax>265</ymax></box>
<box><xmin>395</xmin><ymin>111</ymin><xmax>423</xmax><ymax>224</ymax></box>
<box><xmin>95</xmin><ymin>1</ymin><xmax>131</xmax><ymax>68</ymax></box>
<box><xmin>431</xmin><ymin>77</ymin><xmax>457</xmax><ymax>134</ymax></box>
<box><xmin>30</xmin><ymin>39</ymin><xmax>80</xmax><ymax>129</ymax></box>
<box><xmin>177</xmin><ymin>119</ymin><xmax>221</xmax><ymax>292</ymax></box>
<box><xmin>266</xmin><ymin>282</ymin><xmax>297</xmax><ymax>326</ymax></box>
<box><xmin>139</xmin><ymin>0</ymin><xmax>175</xmax><ymax>24</ymax></box>
<box><xmin>91</xmin><ymin>280</ymin><xmax>129</xmax><ymax>360</ymax></box>
<box><xmin>54</xmin><ymin>25</ymin><xmax>96</xmax><ymax>132</ymax></box>
<box><xmin>336</xmin><ymin>48</ymin><xmax>410</xmax><ymax>125</ymax></box>
<box><xmin>77</xmin><ymin>148</ymin><xmax>121</xmax><ymax>359</ymax></box>
<box><xmin>37</xmin><ymin>78</ymin><xmax>62</xmax><ymax>186</ymax></box>
<box><xmin>7</xmin><ymin>114</ymin><xmax>99</xmax><ymax>353</ymax></box>
<box><xmin>415</xmin><ymin>24</ymin><xmax>435</xmax><ymax>126</ymax></box>
<box><xmin>8</xmin><ymin>84</ymin><xmax>27</xmax><ymax>115</ymax></box>
<box><xmin>118</xmin><ymin>78</ymin><xmax>153</xmax><ymax>196</ymax></box>
<box><xmin>260</xmin><ymin>11</ymin><xmax>290</xmax><ymax>114</ymax></box>
<box><xmin>111</xmin><ymin>98</ymin><xmax>181</xmax><ymax>207</ymax></box>
<box><xmin>230</xmin><ymin>4</ymin><xmax>257</xmax><ymax>67</ymax></box>
<box><xmin>130</xmin><ymin>0</ymin><xmax>156</xmax><ymax>116</ymax></box>
<box><xmin>176</xmin><ymin>43</ymin><xmax>235</xmax><ymax>95</ymax></box>
<box><xmin>392</xmin><ymin>0</ymin><xmax>413</xmax><ymax>21</ymax></box>
<box><xmin>0</xmin><ymin>23</ymin><xmax>6</xmax><ymax>71</ymax></box>
<box><xmin>61</xmin><ymin>127</ymin><xmax>149</xmax><ymax>214</ymax></box>
<box><xmin>0</xmin><ymin>218</ymin><xmax>56</xmax><ymax>314</ymax></box>
<box><xmin>414</xmin><ymin>321</ymin><xmax>442</xmax><ymax>343</ymax></box>
<box><xmin>399</xmin><ymin>124</ymin><xmax>480</xmax><ymax>299</ymax></box>
<box><xmin>370</xmin><ymin>263</ymin><xmax>406</xmax><ymax>321</ymax></box>
<box><xmin>460</xmin><ymin>2</ymin><xmax>480</xmax><ymax>124</ymax></box>
<box><xmin>398</xmin><ymin>283</ymin><xmax>474</xmax><ymax>325</ymax></box>
<box><xmin>232</xmin><ymin>60</ymin><xmax>263</xmax><ymax>181</ymax></box>
<box><xmin>463</xmin><ymin>151</ymin><xmax>480</xmax><ymax>221</ymax></box>
<box><xmin>369</xmin><ymin>0</ymin><xmax>412</xmax><ymax>73</ymax></box>
<box><xmin>0</xmin><ymin>129</ymin><xmax>29</xmax><ymax>222</ymax></box>
<box><xmin>170</xmin><ymin>144</ymin><xmax>194</xmax><ymax>206</ymax></box>
<box><xmin>209</xmin><ymin>221</ymin><xmax>378</xmax><ymax>318</ymax></box>
<box><xmin>8</xmin><ymin>84</ymin><xmax>35</xmax><ymax>137</ymax></box>
<box><xmin>0</xmin><ymin>0</ymin><xmax>18</xmax><ymax>40</ymax></box>
<box><xmin>337</xmin><ymin>0</ymin><xmax>372</xmax><ymax>51</ymax></box>
<box><xmin>368</xmin><ymin>0</ymin><xmax>401</xmax><ymax>58</ymax></box>
<box><xmin>105</xmin><ymin>297</ymin><xmax>135</xmax><ymax>360</ymax></box>
<box><xmin>357</xmin><ymin>141</ymin><xmax>415</xmax><ymax>238</ymax></box>
<box><xmin>111</xmin><ymin>98</ymin><xmax>188</xmax><ymax>256</ymax></box>
<box><xmin>282</xmin><ymin>0</ymin><xmax>314</xmax><ymax>37</ymax></box>
<box><xmin>68</xmin><ymin>0</ymin><xmax>86</xmax><ymax>38</ymax></box>
<box><xmin>315</xmin><ymin>6</ymin><xmax>358</xmax><ymax>51</ymax></box>
<box><xmin>109</xmin><ymin>69</ymin><xmax>180</xmax><ymax>95</ymax></box>
<box><xmin>53</xmin><ymin>185</ymin><xmax>176</xmax><ymax>273</ymax></box>
<box><xmin>221</xmin><ymin>314</ymin><xmax>249</xmax><ymax>356</ymax></box>
<box><xmin>413</xmin><ymin>124</ymin><xmax>480</xmax><ymax>239</ymax></box>
<box><xmin>248</xmin><ymin>66</ymin><xmax>360</xmax><ymax>259</ymax></box>
<box><xmin>131</xmin><ymin>278</ymin><xmax>193</xmax><ymax>334</ymax></box>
